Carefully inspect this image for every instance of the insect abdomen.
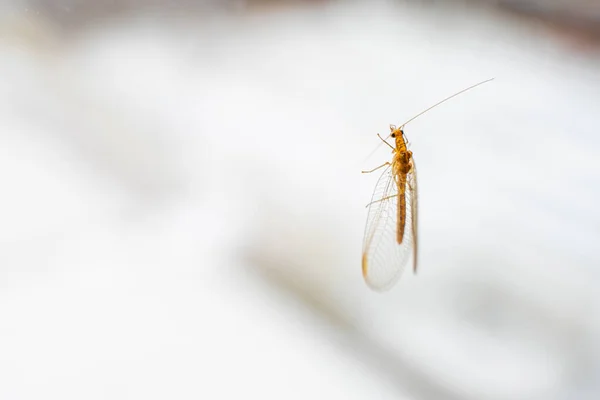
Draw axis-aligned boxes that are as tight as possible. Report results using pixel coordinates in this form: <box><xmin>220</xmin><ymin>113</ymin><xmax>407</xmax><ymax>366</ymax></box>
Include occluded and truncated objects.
<box><xmin>397</xmin><ymin>178</ymin><xmax>406</xmax><ymax>244</ymax></box>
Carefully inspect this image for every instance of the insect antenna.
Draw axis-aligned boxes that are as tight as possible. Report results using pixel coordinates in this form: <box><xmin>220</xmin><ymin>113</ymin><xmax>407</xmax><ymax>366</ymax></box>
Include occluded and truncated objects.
<box><xmin>398</xmin><ymin>78</ymin><xmax>494</xmax><ymax>130</ymax></box>
<box><xmin>363</xmin><ymin>78</ymin><xmax>494</xmax><ymax>161</ymax></box>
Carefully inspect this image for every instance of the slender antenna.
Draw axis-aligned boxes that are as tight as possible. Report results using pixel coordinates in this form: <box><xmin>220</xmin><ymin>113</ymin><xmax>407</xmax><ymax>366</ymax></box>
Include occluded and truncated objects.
<box><xmin>399</xmin><ymin>78</ymin><xmax>494</xmax><ymax>129</ymax></box>
<box><xmin>362</xmin><ymin>78</ymin><xmax>494</xmax><ymax>162</ymax></box>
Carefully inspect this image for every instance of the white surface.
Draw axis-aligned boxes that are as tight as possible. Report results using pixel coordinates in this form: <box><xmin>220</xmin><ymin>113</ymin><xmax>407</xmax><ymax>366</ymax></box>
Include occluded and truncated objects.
<box><xmin>1</xmin><ymin>1</ymin><xmax>599</xmax><ymax>399</ymax></box>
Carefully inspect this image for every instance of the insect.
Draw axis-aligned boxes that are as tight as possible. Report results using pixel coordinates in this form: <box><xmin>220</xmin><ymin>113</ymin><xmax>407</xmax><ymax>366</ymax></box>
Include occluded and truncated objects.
<box><xmin>361</xmin><ymin>78</ymin><xmax>494</xmax><ymax>291</ymax></box>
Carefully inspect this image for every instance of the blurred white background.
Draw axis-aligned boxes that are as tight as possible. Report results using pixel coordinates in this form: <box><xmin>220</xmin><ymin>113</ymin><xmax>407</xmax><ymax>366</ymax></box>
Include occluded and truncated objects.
<box><xmin>1</xmin><ymin>0</ymin><xmax>599</xmax><ymax>399</ymax></box>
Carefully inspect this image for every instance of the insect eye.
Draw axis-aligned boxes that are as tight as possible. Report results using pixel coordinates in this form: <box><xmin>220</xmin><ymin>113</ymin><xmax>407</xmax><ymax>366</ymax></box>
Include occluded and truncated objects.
<box><xmin>390</xmin><ymin>133</ymin><xmax>396</xmax><ymax>138</ymax></box>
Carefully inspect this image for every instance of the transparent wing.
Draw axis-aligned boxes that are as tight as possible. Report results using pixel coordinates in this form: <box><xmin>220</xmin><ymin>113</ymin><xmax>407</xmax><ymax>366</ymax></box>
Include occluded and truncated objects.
<box><xmin>362</xmin><ymin>164</ymin><xmax>416</xmax><ymax>291</ymax></box>
<box><xmin>408</xmin><ymin>160</ymin><xmax>418</xmax><ymax>273</ymax></box>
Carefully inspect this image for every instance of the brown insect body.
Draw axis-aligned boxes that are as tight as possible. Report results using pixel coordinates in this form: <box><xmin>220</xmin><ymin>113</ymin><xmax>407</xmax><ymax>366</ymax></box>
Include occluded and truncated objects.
<box><xmin>361</xmin><ymin>123</ymin><xmax>418</xmax><ymax>290</ymax></box>
<box><xmin>361</xmin><ymin>78</ymin><xmax>493</xmax><ymax>291</ymax></box>
<box><xmin>390</xmin><ymin>127</ymin><xmax>413</xmax><ymax>245</ymax></box>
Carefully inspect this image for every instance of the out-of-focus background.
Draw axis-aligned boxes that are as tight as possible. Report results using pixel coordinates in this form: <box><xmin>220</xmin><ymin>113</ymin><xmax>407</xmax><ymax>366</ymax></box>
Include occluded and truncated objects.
<box><xmin>1</xmin><ymin>0</ymin><xmax>599</xmax><ymax>399</ymax></box>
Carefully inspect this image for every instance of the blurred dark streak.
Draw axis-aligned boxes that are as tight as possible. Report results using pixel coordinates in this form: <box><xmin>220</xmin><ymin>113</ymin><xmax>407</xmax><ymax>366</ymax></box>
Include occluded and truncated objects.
<box><xmin>26</xmin><ymin>0</ymin><xmax>224</xmax><ymax>30</ymax></box>
<box><xmin>400</xmin><ymin>0</ymin><xmax>600</xmax><ymax>52</ymax></box>
<box><xmin>24</xmin><ymin>0</ymin><xmax>331</xmax><ymax>31</ymax></box>
<box><xmin>481</xmin><ymin>0</ymin><xmax>600</xmax><ymax>51</ymax></box>
<box><xmin>500</xmin><ymin>3</ymin><xmax>600</xmax><ymax>50</ymax></box>
<box><xmin>243</xmin><ymin>253</ymin><xmax>480</xmax><ymax>400</ymax></box>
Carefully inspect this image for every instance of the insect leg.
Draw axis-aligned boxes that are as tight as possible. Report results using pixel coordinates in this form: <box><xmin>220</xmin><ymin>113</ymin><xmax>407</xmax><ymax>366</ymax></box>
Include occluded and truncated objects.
<box><xmin>365</xmin><ymin>194</ymin><xmax>398</xmax><ymax>208</ymax></box>
<box><xmin>361</xmin><ymin>162</ymin><xmax>391</xmax><ymax>174</ymax></box>
<box><xmin>377</xmin><ymin>133</ymin><xmax>395</xmax><ymax>150</ymax></box>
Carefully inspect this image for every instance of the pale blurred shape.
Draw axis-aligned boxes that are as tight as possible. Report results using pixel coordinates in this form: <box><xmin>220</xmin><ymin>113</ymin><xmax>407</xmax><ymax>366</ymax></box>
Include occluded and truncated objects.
<box><xmin>0</xmin><ymin>1</ymin><xmax>599</xmax><ymax>400</ymax></box>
